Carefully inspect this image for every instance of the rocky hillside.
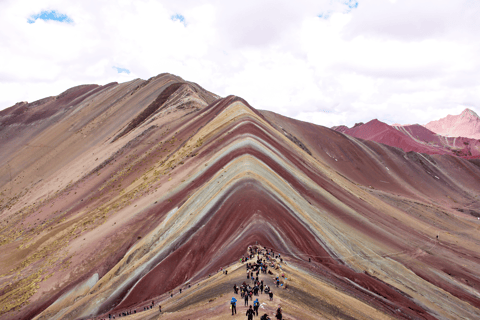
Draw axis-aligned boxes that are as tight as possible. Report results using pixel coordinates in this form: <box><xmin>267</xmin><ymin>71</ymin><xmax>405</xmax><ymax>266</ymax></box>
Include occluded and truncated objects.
<box><xmin>1</xmin><ymin>74</ymin><xmax>480</xmax><ymax>320</ymax></box>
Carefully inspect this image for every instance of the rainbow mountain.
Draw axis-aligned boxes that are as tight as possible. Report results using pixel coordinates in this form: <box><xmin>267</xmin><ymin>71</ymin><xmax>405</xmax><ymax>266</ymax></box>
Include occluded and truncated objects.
<box><xmin>1</xmin><ymin>74</ymin><xmax>480</xmax><ymax>320</ymax></box>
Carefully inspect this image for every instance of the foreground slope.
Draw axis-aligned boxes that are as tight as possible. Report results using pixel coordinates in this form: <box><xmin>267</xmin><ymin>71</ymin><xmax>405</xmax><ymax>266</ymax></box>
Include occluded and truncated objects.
<box><xmin>1</xmin><ymin>74</ymin><xmax>480</xmax><ymax>319</ymax></box>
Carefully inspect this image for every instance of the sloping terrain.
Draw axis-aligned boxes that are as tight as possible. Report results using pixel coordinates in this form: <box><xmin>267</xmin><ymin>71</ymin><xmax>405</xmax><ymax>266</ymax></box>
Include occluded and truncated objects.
<box><xmin>333</xmin><ymin>119</ymin><xmax>480</xmax><ymax>158</ymax></box>
<box><xmin>1</xmin><ymin>74</ymin><xmax>480</xmax><ymax>320</ymax></box>
<box><xmin>425</xmin><ymin>108</ymin><xmax>480</xmax><ymax>140</ymax></box>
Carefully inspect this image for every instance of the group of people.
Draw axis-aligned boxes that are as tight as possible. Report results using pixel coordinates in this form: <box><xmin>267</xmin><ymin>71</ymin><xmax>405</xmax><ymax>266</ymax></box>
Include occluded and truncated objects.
<box><xmin>245</xmin><ymin>305</ymin><xmax>282</xmax><ymax>320</ymax></box>
<box><xmin>104</xmin><ymin>245</ymin><xmax>287</xmax><ymax>320</ymax></box>
<box><xmin>107</xmin><ymin>301</ymin><xmax>159</xmax><ymax>319</ymax></box>
<box><xmin>232</xmin><ymin>300</ymin><xmax>283</xmax><ymax>320</ymax></box>
<box><xmin>230</xmin><ymin>245</ymin><xmax>286</xmax><ymax>319</ymax></box>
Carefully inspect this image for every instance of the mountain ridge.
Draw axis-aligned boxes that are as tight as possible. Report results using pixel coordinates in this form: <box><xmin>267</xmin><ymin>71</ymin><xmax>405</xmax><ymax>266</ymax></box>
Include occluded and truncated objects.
<box><xmin>332</xmin><ymin>118</ymin><xmax>480</xmax><ymax>159</ymax></box>
<box><xmin>1</xmin><ymin>74</ymin><xmax>480</xmax><ymax>320</ymax></box>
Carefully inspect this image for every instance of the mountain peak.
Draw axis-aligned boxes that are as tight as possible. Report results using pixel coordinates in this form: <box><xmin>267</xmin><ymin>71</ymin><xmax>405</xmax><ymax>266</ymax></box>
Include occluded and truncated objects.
<box><xmin>425</xmin><ymin>108</ymin><xmax>480</xmax><ymax>139</ymax></box>
<box><xmin>461</xmin><ymin>108</ymin><xmax>479</xmax><ymax>119</ymax></box>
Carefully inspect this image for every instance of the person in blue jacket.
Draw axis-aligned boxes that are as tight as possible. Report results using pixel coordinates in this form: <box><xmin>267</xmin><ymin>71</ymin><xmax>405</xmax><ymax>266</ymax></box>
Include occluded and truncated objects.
<box><xmin>230</xmin><ymin>297</ymin><xmax>237</xmax><ymax>315</ymax></box>
<box><xmin>253</xmin><ymin>298</ymin><xmax>260</xmax><ymax>316</ymax></box>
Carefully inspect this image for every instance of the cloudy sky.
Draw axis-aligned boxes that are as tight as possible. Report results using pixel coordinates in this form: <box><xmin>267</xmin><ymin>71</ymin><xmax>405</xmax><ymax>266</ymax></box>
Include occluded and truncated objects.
<box><xmin>1</xmin><ymin>0</ymin><xmax>480</xmax><ymax>127</ymax></box>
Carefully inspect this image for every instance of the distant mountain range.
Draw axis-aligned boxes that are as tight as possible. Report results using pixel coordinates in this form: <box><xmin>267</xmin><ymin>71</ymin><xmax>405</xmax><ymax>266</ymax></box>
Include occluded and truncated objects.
<box><xmin>332</xmin><ymin>108</ymin><xmax>480</xmax><ymax>159</ymax></box>
<box><xmin>425</xmin><ymin>108</ymin><xmax>480</xmax><ymax>139</ymax></box>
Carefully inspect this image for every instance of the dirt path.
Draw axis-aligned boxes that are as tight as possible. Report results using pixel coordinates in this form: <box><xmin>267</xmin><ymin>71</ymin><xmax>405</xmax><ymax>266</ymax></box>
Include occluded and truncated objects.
<box><xmin>95</xmin><ymin>249</ymin><xmax>392</xmax><ymax>320</ymax></box>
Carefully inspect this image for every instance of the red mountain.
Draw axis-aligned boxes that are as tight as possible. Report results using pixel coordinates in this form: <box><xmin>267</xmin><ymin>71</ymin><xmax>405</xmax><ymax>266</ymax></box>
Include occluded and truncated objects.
<box><xmin>425</xmin><ymin>108</ymin><xmax>480</xmax><ymax>139</ymax></box>
<box><xmin>333</xmin><ymin>119</ymin><xmax>480</xmax><ymax>158</ymax></box>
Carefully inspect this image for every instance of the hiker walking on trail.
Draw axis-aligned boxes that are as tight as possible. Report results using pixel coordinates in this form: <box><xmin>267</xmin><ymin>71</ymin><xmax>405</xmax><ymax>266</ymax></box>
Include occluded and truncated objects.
<box><xmin>275</xmin><ymin>307</ymin><xmax>282</xmax><ymax>320</ymax></box>
<box><xmin>269</xmin><ymin>291</ymin><xmax>273</xmax><ymax>301</ymax></box>
<box><xmin>231</xmin><ymin>297</ymin><xmax>237</xmax><ymax>315</ymax></box>
<box><xmin>253</xmin><ymin>298</ymin><xmax>259</xmax><ymax>316</ymax></box>
<box><xmin>246</xmin><ymin>305</ymin><xmax>255</xmax><ymax>320</ymax></box>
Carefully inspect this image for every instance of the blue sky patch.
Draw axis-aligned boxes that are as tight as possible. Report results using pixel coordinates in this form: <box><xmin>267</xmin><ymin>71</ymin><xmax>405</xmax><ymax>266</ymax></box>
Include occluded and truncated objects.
<box><xmin>28</xmin><ymin>10</ymin><xmax>73</xmax><ymax>24</ymax></box>
<box><xmin>344</xmin><ymin>0</ymin><xmax>359</xmax><ymax>9</ymax></box>
<box><xmin>113</xmin><ymin>67</ymin><xmax>130</xmax><ymax>74</ymax></box>
<box><xmin>319</xmin><ymin>0</ymin><xmax>358</xmax><ymax>18</ymax></box>
<box><xmin>318</xmin><ymin>12</ymin><xmax>331</xmax><ymax>19</ymax></box>
<box><xmin>171</xmin><ymin>14</ymin><xmax>186</xmax><ymax>25</ymax></box>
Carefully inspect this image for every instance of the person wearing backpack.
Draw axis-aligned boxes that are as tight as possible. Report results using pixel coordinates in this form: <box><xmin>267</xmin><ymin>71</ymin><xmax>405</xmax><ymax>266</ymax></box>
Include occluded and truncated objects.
<box><xmin>253</xmin><ymin>298</ymin><xmax>260</xmax><ymax>316</ymax></box>
<box><xmin>230</xmin><ymin>297</ymin><xmax>237</xmax><ymax>315</ymax></box>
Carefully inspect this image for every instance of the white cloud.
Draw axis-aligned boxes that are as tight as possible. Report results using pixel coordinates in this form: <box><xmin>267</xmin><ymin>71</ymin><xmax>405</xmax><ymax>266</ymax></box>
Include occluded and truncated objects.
<box><xmin>0</xmin><ymin>0</ymin><xmax>479</xmax><ymax>128</ymax></box>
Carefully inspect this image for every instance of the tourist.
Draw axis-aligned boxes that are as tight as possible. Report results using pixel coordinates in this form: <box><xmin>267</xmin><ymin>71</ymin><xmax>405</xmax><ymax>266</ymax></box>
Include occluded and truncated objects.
<box><xmin>246</xmin><ymin>305</ymin><xmax>255</xmax><ymax>320</ymax></box>
<box><xmin>253</xmin><ymin>298</ymin><xmax>259</xmax><ymax>316</ymax></box>
<box><xmin>231</xmin><ymin>297</ymin><xmax>237</xmax><ymax>315</ymax></box>
<box><xmin>275</xmin><ymin>307</ymin><xmax>282</xmax><ymax>320</ymax></box>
